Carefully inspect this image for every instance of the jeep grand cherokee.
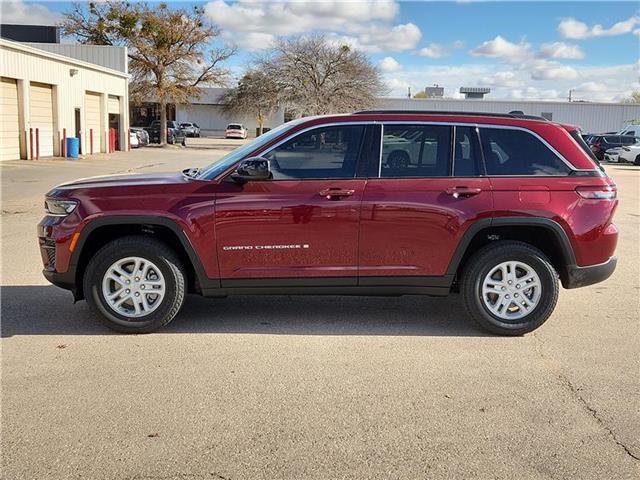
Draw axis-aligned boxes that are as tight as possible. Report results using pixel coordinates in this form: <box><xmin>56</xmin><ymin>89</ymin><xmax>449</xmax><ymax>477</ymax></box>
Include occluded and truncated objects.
<box><xmin>38</xmin><ymin>111</ymin><xmax>618</xmax><ymax>335</ymax></box>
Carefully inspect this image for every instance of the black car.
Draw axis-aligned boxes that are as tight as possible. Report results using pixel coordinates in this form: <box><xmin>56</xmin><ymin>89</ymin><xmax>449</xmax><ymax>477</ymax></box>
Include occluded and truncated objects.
<box><xmin>146</xmin><ymin>120</ymin><xmax>187</xmax><ymax>145</ymax></box>
<box><xmin>587</xmin><ymin>134</ymin><xmax>638</xmax><ymax>160</ymax></box>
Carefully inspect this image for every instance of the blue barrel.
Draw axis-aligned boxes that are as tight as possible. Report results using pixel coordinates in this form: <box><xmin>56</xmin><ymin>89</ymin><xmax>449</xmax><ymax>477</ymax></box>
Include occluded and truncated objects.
<box><xmin>66</xmin><ymin>137</ymin><xmax>79</xmax><ymax>159</ymax></box>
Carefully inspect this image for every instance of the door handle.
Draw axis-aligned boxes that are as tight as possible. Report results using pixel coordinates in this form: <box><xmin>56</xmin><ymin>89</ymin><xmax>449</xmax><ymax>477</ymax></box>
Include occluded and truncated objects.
<box><xmin>445</xmin><ymin>186</ymin><xmax>482</xmax><ymax>198</ymax></box>
<box><xmin>319</xmin><ymin>188</ymin><xmax>355</xmax><ymax>199</ymax></box>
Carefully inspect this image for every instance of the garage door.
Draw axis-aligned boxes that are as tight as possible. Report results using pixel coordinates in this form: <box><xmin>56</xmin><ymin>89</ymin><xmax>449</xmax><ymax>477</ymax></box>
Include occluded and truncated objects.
<box><xmin>29</xmin><ymin>82</ymin><xmax>54</xmax><ymax>157</ymax></box>
<box><xmin>85</xmin><ymin>92</ymin><xmax>102</xmax><ymax>153</ymax></box>
<box><xmin>0</xmin><ymin>78</ymin><xmax>20</xmax><ymax>161</ymax></box>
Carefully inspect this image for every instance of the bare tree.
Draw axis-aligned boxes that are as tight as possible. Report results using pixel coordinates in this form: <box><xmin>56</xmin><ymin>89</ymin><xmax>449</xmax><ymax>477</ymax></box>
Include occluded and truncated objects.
<box><xmin>62</xmin><ymin>1</ymin><xmax>234</xmax><ymax>145</ymax></box>
<box><xmin>258</xmin><ymin>35</ymin><xmax>387</xmax><ymax>117</ymax></box>
<box><xmin>221</xmin><ymin>70</ymin><xmax>280</xmax><ymax>136</ymax></box>
<box><xmin>621</xmin><ymin>90</ymin><xmax>640</xmax><ymax>103</ymax></box>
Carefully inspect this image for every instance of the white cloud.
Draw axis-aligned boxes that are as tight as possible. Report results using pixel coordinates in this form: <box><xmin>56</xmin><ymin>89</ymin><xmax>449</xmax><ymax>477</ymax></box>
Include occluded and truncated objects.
<box><xmin>537</xmin><ymin>42</ymin><xmax>585</xmax><ymax>60</ymax></box>
<box><xmin>0</xmin><ymin>0</ymin><xmax>61</xmax><ymax>26</ymax></box>
<box><xmin>469</xmin><ymin>35</ymin><xmax>531</xmax><ymax>62</ymax></box>
<box><xmin>529</xmin><ymin>59</ymin><xmax>578</xmax><ymax>80</ymax></box>
<box><xmin>558</xmin><ymin>16</ymin><xmax>640</xmax><ymax>39</ymax></box>
<box><xmin>378</xmin><ymin>56</ymin><xmax>402</xmax><ymax>72</ymax></box>
<box><xmin>479</xmin><ymin>71</ymin><xmax>523</xmax><ymax>88</ymax></box>
<box><xmin>351</xmin><ymin>22</ymin><xmax>422</xmax><ymax>52</ymax></box>
<box><xmin>205</xmin><ymin>0</ymin><xmax>420</xmax><ymax>52</ymax></box>
<box><xmin>417</xmin><ymin>43</ymin><xmax>448</xmax><ymax>59</ymax></box>
<box><xmin>381</xmin><ymin>62</ymin><xmax>635</xmax><ymax>102</ymax></box>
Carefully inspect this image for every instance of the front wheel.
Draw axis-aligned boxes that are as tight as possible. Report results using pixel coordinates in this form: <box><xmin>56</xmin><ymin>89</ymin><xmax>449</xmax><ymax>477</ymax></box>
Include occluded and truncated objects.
<box><xmin>83</xmin><ymin>236</ymin><xmax>186</xmax><ymax>333</ymax></box>
<box><xmin>461</xmin><ymin>241</ymin><xmax>559</xmax><ymax>335</ymax></box>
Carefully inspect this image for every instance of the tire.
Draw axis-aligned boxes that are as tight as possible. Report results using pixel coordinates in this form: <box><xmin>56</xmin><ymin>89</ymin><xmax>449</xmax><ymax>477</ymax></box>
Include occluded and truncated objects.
<box><xmin>461</xmin><ymin>241</ymin><xmax>559</xmax><ymax>335</ymax></box>
<box><xmin>634</xmin><ymin>154</ymin><xmax>640</xmax><ymax>166</ymax></box>
<box><xmin>83</xmin><ymin>236</ymin><xmax>186</xmax><ymax>333</ymax></box>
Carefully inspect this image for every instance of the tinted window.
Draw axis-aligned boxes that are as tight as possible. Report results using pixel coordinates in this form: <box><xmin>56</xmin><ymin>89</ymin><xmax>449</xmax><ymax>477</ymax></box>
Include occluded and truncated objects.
<box><xmin>453</xmin><ymin>126</ymin><xmax>482</xmax><ymax>177</ymax></box>
<box><xmin>228</xmin><ymin>124</ymin><xmax>242</xmax><ymax>130</ymax></box>
<box><xmin>480</xmin><ymin>127</ymin><xmax>570</xmax><ymax>176</ymax></box>
<box><xmin>621</xmin><ymin>136</ymin><xmax>639</xmax><ymax>145</ymax></box>
<box><xmin>264</xmin><ymin>125</ymin><xmax>364</xmax><ymax>180</ymax></box>
<box><xmin>603</xmin><ymin>136</ymin><xmax>620</xmax><ymax>144</ymax></box>
<box><xmin>381</xmin><ymin>125</ymin><xmax>451</xmax><ymax>177</ymax></box>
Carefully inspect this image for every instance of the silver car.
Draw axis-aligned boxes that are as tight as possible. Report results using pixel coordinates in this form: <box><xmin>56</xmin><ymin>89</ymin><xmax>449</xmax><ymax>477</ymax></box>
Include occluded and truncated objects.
<box><xmin>130</xmin><ymin>127</ymin><xmax>149</xmax><ymax>146</ymax></box>
<box><xmin>180</xmin><ymin>122</ymin><xmax>201</xmax><ymax>137</ymax></box>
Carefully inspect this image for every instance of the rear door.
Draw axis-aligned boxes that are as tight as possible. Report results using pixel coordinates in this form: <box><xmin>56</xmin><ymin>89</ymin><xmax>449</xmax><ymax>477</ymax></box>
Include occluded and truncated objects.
<box><xmin>358</xmin><ymin>123</ymin><xmax>493</xmax><ymax>283</ymax></box>
<box><xmin>214</xmin><ymin>123</ymin><xmax>369</xmax><ymax>285</ymax></box>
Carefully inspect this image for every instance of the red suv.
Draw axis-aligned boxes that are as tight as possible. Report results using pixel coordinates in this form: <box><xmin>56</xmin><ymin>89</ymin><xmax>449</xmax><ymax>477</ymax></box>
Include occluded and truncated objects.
<box><xmin>38</xmin><ymin>111</ymin><xmax>618</xmax><ymax>335</ymax></box>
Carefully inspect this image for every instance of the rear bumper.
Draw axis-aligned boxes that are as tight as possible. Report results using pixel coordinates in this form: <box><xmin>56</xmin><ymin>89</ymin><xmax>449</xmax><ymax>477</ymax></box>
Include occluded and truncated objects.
<box><xmin>565</xmin><ymin>257</ymin><xmax>617</xmax><ymax>289</ymax></box>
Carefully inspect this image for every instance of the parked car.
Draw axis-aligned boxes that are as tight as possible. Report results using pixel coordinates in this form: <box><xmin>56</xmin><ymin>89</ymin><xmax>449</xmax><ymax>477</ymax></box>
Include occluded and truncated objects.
<box><xmin>607</xmin><ymin>144</ymin><xmax>640</xmax><ymax>164</ymax></box>
<box><xmin>129</xmin><ymin>130</ymin><xmax>139</xmax><ymax>149</ymax></box>
<box><xmin>180</xmin><ymin>122</ymin><xmax>201</xmax><ymax>137</ymax></box>
<box><xmin>618</xmin><ymin>125</ymin><xmax>640</xmax><ymax>137</ymax></box>
<box><xmin>587</xmin><ymin>134</ymin><xmax>638</xmax><ymax>160</ymax></box>
<box><xmin>225</xmin><ymin>123</ymin><xmax>248</xmax><ymax>139</ymax></box>
<box><xmin>147</xmin><ymin>120</ymin><xmax>186</xmax><ymax>145</ymax></box>
<box><xmin>39</xmin><ymin>111</ymin><xmax>618</xmax><ymax>335</ymax></box>
<box><xmin>130</xmin><ymin>127</ymin><xmax>149</xmax><ymax>146</ymax></box>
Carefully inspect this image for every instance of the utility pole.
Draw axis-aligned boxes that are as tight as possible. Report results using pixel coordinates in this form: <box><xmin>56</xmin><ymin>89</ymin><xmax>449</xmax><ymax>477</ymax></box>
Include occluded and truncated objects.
<box><xmin>568</xmin><ymin>89</ymin><xmax>573</xmax><ymax>102</ymax></box>
<box><xmin>408</xmin><ymin>86</ymin><xmax>412</xmax><ymax>98</ymax></box>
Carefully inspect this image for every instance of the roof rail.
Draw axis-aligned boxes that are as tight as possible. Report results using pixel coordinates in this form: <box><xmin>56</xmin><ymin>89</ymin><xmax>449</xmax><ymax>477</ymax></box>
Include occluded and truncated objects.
<box><xmin>354</xmin><ymin>110</ymin><xmax>516</xmax><ymax>118</ymax></box>
<box><xmin>354</xmin><ymin>110</ymin><xmax>549</xmax><ymax>121</ymax></box>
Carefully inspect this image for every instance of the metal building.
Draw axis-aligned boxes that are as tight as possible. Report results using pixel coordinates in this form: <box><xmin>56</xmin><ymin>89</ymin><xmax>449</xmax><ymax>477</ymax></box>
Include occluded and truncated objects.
<box><xmin>0</xmin><ymin>38</ymin><xmax>129</xmax><ymax>161</ymax></box>
<box><xmin>375</xmin><ymin>97</ymin><xmax>640</xmax><ymax>133</ymax></box>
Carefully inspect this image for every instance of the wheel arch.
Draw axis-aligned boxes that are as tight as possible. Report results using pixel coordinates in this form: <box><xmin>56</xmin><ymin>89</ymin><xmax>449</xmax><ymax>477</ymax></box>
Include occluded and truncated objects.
<box><xmin>447</xmin><ymin>217</ymin><xmax>577</xmax><ymax>288</ymax></box>
<box><xmin>71</xmin><ymin>216</ymin><xmax>213</xmax><ymax>300</ymax></box>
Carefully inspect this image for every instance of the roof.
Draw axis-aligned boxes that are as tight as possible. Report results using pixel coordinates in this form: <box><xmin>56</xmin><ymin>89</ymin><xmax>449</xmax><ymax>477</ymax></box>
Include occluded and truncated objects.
<box><xmin>0</xmin><ymin>38</ymin><xmax>129</xmax><ymax>78</ymax></box>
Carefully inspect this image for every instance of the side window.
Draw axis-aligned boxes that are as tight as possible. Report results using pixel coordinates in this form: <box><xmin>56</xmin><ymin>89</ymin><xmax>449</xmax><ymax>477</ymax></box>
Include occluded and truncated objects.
<box><xmin>264</xmin><ymin>125</ymin><xmax>364</xmax><ymax>180</ymax></box>
<box><xmin>453</xmin><ymin>126</ymin><xmax>483</xmax><ymax>177</ymax></box>
<box><xmin>381</xmin><ymin>125</ymin><xmax>451</xmax><ymax>177</ymax></box>
<box><xmin>479</xmin><ymin>127</ymin><xmax>570</xmax><ymax>176</ymax></box>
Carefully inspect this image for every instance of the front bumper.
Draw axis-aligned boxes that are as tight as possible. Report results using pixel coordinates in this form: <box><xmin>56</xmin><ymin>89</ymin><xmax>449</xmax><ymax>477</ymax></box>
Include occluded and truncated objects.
<box><xmin>565</xmin><ymin>256</ymin><xmax>617</xmax><ymax>289</ymax></box>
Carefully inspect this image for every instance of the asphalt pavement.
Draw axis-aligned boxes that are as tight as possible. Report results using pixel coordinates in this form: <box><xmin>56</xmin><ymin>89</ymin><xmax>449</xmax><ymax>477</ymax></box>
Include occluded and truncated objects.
<box><xmin>1</xmin><ymin>141</ymin><xmax>639</xmax><ymax>479</ymax></box>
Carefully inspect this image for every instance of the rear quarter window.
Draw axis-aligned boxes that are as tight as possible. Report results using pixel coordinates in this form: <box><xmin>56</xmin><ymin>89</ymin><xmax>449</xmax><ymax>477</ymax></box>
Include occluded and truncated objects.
<box><xmin>479</xmin><ymin>127</ymin><xmax>570</xmax><ymax>176</ymax></box>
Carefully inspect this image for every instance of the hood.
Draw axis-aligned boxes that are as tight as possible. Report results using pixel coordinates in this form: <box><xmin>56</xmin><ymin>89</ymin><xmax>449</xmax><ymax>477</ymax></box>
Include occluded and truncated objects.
<box><xmin>50</xmin><ymin>172</ymin><xmax>192</xmax><ymax>192</ymax></box>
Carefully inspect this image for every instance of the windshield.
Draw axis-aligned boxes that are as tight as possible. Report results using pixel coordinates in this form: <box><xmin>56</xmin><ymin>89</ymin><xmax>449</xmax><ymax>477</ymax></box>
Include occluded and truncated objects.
<box><xmin>197</xmin><ymin>120</ymin><xmax>305</xmax><ymax>180</ymax></box>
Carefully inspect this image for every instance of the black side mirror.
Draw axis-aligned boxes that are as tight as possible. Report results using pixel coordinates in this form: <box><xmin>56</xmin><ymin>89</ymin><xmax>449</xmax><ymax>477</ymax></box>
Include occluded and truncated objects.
<box><xmin>231</xmin><ymin>157</ymin><xmax>272</xmax><ymax>183</ymax></box>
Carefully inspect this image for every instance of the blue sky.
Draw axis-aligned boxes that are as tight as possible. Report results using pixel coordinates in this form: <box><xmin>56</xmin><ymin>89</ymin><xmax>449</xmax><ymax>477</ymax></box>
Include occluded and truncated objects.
<box><xmin>3</xmin><ymin>1</ymin><xmax>639</xmax><ymax>101</ymax></box>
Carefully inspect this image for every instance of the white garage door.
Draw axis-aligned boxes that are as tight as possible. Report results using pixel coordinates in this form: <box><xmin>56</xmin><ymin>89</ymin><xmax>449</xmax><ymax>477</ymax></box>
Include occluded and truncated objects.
<box><xmin>29</xmin><ymin>82</ymin><xmax>54</xmax><ymax>157</ymax></box>
<box><xmin>85</xmin><ymin>92</ymin><xmax>102</xmax><ymax>153</ymax></box>
<box><xmin>0</xmin><ymin>78</ymin><xmax>20</xmax><ymax>161</ymax></box>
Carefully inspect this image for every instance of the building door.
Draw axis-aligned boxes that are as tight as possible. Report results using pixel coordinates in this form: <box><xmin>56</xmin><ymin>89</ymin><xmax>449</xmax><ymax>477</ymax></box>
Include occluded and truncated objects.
<box><xmin>29</xmin><ymin>82</ymin><xmax>54</xmax><ymax>157</ymax></box>
<box><xmin>74</xmin><ymin>108</ymin><xmax>81</xmax><ymax>153</ymax></box>
<box><xmin>85</xmin><ymin>92</ymin><xmax>102</xmax><ymax>154</ymax></box>
<box><xmin>0</xmin><ymin>78</ymin><xmax>20</xmax><ymax>161</ymax></box>
<box><xmin>108</xmin><ymin>95</ymin><xmax>120</xmax><ymax>151</ymax></box>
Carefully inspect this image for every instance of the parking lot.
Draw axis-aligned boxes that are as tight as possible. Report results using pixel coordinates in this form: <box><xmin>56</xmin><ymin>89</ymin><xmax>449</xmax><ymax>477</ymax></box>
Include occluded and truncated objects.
<box><xmin>1</xmin><ymin>140</ymin><xmax>639</xmax><ymax>479</ymax></box>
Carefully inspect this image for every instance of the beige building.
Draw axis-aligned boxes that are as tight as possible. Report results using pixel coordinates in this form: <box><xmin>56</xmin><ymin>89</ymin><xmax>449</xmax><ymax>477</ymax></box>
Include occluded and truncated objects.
<box><xmin>0</xmin><ymin>38</ymin><xmax>129</xmax><ymax>161</ymax></box>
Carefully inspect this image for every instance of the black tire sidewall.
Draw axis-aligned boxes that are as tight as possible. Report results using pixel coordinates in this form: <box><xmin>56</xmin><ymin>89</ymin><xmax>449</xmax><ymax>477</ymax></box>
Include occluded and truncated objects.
<box><xmin>84</xmin><ymin>240</ymin><xmax>184</xmax><ymax>333</ymax></box>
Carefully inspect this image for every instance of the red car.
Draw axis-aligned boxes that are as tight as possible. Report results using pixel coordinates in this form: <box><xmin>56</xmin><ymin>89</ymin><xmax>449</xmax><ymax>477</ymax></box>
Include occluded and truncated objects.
<box><xmin>39</xmin><ymin>111</ymin><xmax>618</xmax><ymax>335</ymax></box>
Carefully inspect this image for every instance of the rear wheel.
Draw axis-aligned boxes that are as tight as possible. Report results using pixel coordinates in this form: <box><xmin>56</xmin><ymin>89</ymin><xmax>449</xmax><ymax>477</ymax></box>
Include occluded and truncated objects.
<box><xmin>461</xmin><ymin>241</ymin><xmax>559</xmax><ymax>335</ymax></box>
<box><xmin>634</xmin><ymin>154</ymin><xmax>640</xmax><ymax>166</ymax></box>
<box><xmin>83</xmin><ymin>236</ymin><xmax>186</xmax><ymax>333</ymax></box>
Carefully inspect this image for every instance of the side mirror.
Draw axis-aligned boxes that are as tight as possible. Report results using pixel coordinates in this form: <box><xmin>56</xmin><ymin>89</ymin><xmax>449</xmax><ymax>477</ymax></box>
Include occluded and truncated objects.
<box><xmin>231</xmin><ymin>157</ymin><xmax>272</xmax><ymax>183</ymax></box>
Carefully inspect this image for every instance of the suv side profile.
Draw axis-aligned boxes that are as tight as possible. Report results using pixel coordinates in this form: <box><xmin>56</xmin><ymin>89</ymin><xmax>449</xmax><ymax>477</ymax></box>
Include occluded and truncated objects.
<box><xmin>39</xmin><ymin>112</ymin><xmax>618</xmax><ymax>335</ymax></box>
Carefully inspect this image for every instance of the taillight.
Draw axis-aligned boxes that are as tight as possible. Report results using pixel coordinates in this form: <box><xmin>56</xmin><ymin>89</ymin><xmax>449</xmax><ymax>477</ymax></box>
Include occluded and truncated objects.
<box><xmin>576</xmin><ymin>186</ymin><xmax>617</xmax><ymax>199</ymax></box>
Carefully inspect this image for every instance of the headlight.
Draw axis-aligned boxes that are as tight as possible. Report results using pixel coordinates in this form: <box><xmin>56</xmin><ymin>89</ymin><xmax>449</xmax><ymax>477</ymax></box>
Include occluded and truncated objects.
<box><xmin>45</xmin><ymin>199</ymin><xmax>78</xmax><ymax>216</ymax></box>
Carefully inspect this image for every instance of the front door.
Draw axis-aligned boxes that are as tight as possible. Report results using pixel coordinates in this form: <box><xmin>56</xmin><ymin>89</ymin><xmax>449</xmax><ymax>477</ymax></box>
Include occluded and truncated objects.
<box><xmin>214</xmin><ymin>124</ymin><xmax>368</xmax><ymax>286</ymax></box>
<box><xmin>358</xmin><ymin>124</ymin><xmax>493</xmax><ymax>283</ymax></box>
